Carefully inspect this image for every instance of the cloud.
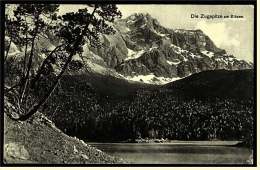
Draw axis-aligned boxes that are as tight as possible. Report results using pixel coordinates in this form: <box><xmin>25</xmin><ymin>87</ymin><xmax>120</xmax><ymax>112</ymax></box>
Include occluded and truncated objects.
<box><xmin>195</xmin><ymin>21</ymin><xmax>240</xmax><ymax>48</ymax></box>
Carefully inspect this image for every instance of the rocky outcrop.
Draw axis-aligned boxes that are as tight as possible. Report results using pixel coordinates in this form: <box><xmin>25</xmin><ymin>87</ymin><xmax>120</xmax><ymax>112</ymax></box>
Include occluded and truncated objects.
<box><xmin>107</xmin><ymin>13</ymin><xmax>252</xmax><ymax>82</ymax></box>
<box><xmin>6</xmin><ymin>12</ymin><xmax>253</xmax><ymax>85</ymax></box>
<box><xmin>116</xmin><ymin>48</ymin><xmax>178</xmax><ymax>77</ymax></box>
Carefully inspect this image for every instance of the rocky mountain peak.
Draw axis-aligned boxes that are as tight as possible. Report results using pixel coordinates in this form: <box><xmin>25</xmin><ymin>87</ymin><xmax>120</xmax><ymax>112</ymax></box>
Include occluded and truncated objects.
<box><xmin>126</xmin><ymin>12</ymin><xmax>154</xmax><ymax>22</ymax></box>
<box><xmin>6</xmin><ymin>12</ymin><xmax>253</xmax><ymax>85</ymax></box>
<box><xmin>124</xmin><ymin>12</ymin><xmax>161</xmax><ymax>32</ymax></box>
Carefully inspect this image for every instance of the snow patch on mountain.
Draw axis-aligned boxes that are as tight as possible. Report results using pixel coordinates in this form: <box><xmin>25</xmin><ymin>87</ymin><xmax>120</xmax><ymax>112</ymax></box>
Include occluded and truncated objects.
<box><xmin>170</xmin><ymin>44</ymin><xmax>182</xmax><ymax>54</ymax></box>
<box><xmin>201</xmin><ymin>50</ymin><xmax>214</xmax><ymax>58</ymax></box>
<box><xmin>122</xmin><ymin>74</ymin><xmax>181</xmax><ymax>85</ymax></box>
<box><xmin>149</xmin><ymin>46</ymin><xmax>158</xmax><ymax>51</ymax></box>
<box><xmin>170</xmin><ymin>44</ymin><xmax>204</xmax><ymax>61</ymax></box>
<box><xmin>152</xmin><ymin>29</ymin><xmax>166</xmax><ymax>37</ymax></box>
<box><xmin>125</xmin><ymin>48</ymin><xmax>145</xmax><ymax>61</ymax></box>
<box><xmin>167</xmin><ymin>60</ymin><xmax>181</xmax><ymax>65</ymax></box>
<box><xmin>170</xmin><ymin>44</ymin><xmax>190</xmax><ymax>55</ymax></box>
<box><xmin>180</xmin><ymin>55</ymin><xmax>187</xmax><ymax>62</ymax></box>
<box><xmin>190</xmin><ymin>53</ymin><xmax>202</xmax><ymax>59</ymax></box>
<box><xmin>213</xmin><ymin>55</ymin><xmax>238</xmax><ymax>65</ymax></box>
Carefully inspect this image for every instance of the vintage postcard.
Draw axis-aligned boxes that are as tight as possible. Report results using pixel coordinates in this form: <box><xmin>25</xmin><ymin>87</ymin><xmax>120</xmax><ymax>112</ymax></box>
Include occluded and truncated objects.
<box><xmin>1</xmin><ymin>0</ymin><xmax>257</xmax><ymax>166</ymax></box>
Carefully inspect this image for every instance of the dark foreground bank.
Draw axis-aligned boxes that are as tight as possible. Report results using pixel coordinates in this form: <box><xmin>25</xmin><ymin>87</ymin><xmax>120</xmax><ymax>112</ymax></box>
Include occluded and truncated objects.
<box><xmin>3</xmin><ymin>99</ymin><xmax>125</xmax><ymax>164</ymax></box>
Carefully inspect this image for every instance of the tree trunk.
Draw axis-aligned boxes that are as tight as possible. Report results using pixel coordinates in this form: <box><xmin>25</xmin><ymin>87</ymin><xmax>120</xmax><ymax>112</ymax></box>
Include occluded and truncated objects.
<box><xmin>16</xmin><ymin>50</ymin><xmax>74</xmax><ymax>121</ymax></box>
<box><xmin>30</xmin><ymin>44</ymin><xmax>65</xmax><ymax>89</ymax></box>
<box><xmin>22</xmin><ymin>36</ymin><xmax>29</xmax><ymax>77</ymax></box>
<box><xmin>4</xmin><ymin>36</ymin><xmax>12</xmax><ymax>62</ymax></box>
<box><xmin>20</xmin><ymin>15</ymin><xmax>40</xmax><ymax>104</ymax></box>
<box><xmin>11</xmin><ymin>6</ymin><xmax>98</xmax><ymax>121</ymax></box>
<box><xmin>19</xmin><ymin>35</ymin><xmax>36</xmax><ymax>104</ymax></box>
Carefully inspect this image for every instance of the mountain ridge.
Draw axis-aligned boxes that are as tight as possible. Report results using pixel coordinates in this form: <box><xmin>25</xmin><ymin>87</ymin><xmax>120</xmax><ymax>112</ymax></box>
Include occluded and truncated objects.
<box><xmin>88</xmin><ymin>12</ymin><xmax>253</xmax><ymax>84</ymax></box>
<box><xmin>5</xmin><ymin>12</ymin><xmax>253</xmax><ymax>85</ymax></box>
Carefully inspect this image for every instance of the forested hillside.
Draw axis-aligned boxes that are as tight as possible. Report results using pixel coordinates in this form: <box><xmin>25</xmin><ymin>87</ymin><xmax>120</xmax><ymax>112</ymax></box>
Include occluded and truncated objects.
<box><xmin>42</xmin><ymin>69</ymin><xmax>254</xmax><ymax>147</ymax></box>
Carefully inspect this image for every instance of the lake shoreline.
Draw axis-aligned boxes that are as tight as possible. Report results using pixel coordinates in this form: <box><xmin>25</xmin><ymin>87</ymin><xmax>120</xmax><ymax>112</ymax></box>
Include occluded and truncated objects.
<box><xmin>88</xmin><ymin>140</ymin><xmax>244</xmax><ymax>146</ymax></box>
<box><xmin>87</xmin><ymin>142</ymin><xmax>252</xmax><ymax>164</ymax></box>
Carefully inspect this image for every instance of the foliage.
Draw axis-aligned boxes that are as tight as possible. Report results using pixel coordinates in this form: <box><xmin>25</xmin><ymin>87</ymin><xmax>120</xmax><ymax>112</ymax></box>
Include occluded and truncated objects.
<box><xmin>5</xmin><ymin>4</ymin><xmax>121</xmax><ymax>120</ymax></box>
<box><xmin>42</xmin><ymin>78</ymin><xmax>254</xmax><ymax>147</ymax></box>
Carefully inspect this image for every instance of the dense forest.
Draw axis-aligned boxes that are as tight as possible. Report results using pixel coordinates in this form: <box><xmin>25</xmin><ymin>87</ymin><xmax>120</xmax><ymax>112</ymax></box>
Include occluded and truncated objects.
<box><xmin>41</xmin><ymin>70</ymin><xmax>254</xmax><ymax>148</ymax></box>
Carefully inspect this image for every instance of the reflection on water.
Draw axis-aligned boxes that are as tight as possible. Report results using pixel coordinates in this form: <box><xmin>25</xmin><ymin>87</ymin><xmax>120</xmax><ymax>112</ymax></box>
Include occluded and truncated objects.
<box><xmin>89</xmin><ymin>143</ymin><xmax>252</xmax><ymax>164</ymax></box>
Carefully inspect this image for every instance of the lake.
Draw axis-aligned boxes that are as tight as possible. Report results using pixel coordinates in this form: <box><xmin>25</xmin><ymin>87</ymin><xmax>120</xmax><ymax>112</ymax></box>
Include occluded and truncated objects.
<box><xmin>89</xmin><ymin>142</ymin><xmax>252</xmax><ymax>164</ymax></box>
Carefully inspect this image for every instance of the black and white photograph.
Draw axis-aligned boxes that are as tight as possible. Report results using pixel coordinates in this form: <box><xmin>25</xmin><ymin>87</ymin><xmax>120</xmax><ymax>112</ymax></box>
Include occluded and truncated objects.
<box><xmin>1</xmin><ymin>0</ymin><xmax>257</xmax><ymax>166</ymax></box>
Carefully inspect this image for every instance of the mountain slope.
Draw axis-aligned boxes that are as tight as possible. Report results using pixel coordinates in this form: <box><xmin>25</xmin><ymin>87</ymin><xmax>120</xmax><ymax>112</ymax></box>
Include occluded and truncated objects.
<box><xmin>5</xmin><ymin>13</ymin><xmax>253</xmax><ymax>85</ymax></box>
<box><xmin>97</xmin><ymin>13</ymin><xmax>252</xmax><ymax>84</ymax></box>
<box><xmin>4</xmin><ymin>98</ymin><xmax>125</xmax><ymax>164</ymax></box>
<box><xmin>39</xmin><ymin>69</ymin><xmax>254</xmax><ymax>144</ymax></box>
<box><xmin>162</xmin><ymin>69</ymin><xmax>254</xmax><ymax>98</ymax></box>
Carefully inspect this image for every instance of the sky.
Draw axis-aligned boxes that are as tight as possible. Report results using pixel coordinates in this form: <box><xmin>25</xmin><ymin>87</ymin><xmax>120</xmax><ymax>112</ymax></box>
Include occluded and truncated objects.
<box><xmin>59</xmin><ymin>5</ymin><xmax>254</xmax><ymax>62</ymax></box>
